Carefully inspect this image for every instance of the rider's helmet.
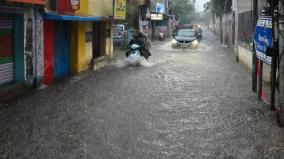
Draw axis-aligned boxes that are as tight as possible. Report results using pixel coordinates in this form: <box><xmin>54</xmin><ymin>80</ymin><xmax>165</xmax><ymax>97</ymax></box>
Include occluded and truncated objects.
<box><xmin>137</xmin><ymin>32</ymin><xmax>143</xmax><ymax>38</ymax></box>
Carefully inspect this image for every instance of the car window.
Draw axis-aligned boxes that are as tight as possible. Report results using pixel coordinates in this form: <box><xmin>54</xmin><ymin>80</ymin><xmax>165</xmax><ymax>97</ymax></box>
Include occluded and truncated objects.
<box><xmin>177</xmin><ymin>30</ymin><xmax>196</xmax><ymax>37</ymax></box>
<box><xmin>114</xmin><ymin>26</ymin><xmax>124</xmax><ymax>32</ymax></box>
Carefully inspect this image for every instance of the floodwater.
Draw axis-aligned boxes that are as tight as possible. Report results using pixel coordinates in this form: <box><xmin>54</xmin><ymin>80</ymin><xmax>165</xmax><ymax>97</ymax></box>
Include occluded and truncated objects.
<box><xmin>1</xmin><ymin>29</ymin><xmax>284</xmax><ymax>159</ymax></box>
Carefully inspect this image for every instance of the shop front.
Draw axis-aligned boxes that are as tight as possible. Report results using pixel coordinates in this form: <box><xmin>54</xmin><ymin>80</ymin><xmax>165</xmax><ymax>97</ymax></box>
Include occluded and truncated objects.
<box><xmin>0</xmin><ymin>12</ymin><xmax>25</xmax><ymax>87</ymax></box>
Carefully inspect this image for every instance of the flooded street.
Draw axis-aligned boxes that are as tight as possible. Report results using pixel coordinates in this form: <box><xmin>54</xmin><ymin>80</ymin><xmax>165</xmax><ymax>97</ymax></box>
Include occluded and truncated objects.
<box><xmin>1</xmin><ymin>29</ymin><xmax>284</xmax><ymax>158</ymax></box>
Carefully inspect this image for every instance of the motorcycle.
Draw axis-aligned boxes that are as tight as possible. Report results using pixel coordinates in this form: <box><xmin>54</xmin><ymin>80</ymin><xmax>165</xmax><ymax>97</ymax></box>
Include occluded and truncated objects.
<box><xmin>125</xmin><ymin>44</ymin><xmax>143</xmax><ymax>66</ymax></box>
<box><xmin>125</xmin><ymin>43</ymin><xmax>151</xmax><ymax>66</ymax></box>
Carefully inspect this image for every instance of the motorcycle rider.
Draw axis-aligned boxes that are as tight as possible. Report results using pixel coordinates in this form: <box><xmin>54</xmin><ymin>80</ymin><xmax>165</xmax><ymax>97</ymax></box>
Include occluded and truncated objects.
<box><xmin>126</xmin><ymin>32</ymin><xmax>151</xmax><ymax>59</ymax></box>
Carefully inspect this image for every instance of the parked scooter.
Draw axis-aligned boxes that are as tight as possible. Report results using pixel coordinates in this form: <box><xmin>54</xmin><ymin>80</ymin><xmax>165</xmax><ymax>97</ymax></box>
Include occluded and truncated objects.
<box><xmin>159</xmin><ymin>30</ymin><xmax>165</xmax><ymax>41</ymax></box>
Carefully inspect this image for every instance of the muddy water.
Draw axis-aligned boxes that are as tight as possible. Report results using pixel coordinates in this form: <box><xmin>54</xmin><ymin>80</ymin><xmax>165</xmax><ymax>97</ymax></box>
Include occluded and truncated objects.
<box><xmin>0</xmin><ymin>29</ymin><xmax>284</xmax><ymax>159</ymax></box>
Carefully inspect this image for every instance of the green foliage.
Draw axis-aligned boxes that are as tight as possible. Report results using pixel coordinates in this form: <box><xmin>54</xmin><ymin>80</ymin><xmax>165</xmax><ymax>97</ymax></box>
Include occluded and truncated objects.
<box><xmin>204</xmin><ymin>0</ymin><xmax>232</xmax><ymax>17</ymax></box>
<box><xmin>172</xmin><ymin>0</ymin><xmax>195</xmax><ymax>24</ymax></box>
<box><xmin>192</xmin><ymin>12</ymin><xmax>211</xmax><ymax>24</ymax></box>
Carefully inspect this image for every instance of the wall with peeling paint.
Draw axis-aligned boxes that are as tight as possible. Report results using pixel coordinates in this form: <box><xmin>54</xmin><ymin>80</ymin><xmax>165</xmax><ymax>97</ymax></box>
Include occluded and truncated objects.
<box><xmin>23</xmin><ymin>8</ymin><xmax>44</xmax><ymax>86</ymax></box>
<box><xmin>24</xmin><ymin>10</ymin><xmax>33</xmax><ymax>84</ymax></box>
<box><xmin>0</xmin><ymin>3</ymin><xmax>44</xmax><ymax>89</ymax></box>
<box><xmin>35</xmin><ymin>10</ymin><xmax>44</xmax><ymax>86</ymax></box>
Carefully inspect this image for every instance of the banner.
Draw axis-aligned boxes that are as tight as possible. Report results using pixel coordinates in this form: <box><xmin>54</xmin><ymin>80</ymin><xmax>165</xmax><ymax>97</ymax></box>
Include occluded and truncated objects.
<box><xmin>156</xmin><ymin>3</ymin><xmax>165</xmax><ymax>14</ymax></box>
<box><xmin>150</xmin><ymin>13</ymin><xmax>163</xmax><ymax>20</ymax></box>
<box><xmin>253</xmin><ymin>16</ymin><xmax>273</xmax><ymax>64</ymax></box>
<box><xmin>114</xmin><ymin>0</ymin><xmax>126</xmax><ymax>20</ymax></box>
<box><xmin>71</xmin><ymin>0</ymin><xmax>80</xmax><ymax>10</ymax></box>
<box><xmin>139</xmin><ymin>21</ymin><xmax>149</xmax><ymax>36</ymax></box>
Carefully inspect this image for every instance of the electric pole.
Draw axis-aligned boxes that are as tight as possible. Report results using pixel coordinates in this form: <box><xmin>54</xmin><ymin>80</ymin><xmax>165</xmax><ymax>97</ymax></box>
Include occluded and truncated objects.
<box><xmin>252</xmin><ymin>0</ymin><xmax>258</xmax><ymax>92</ymax></box>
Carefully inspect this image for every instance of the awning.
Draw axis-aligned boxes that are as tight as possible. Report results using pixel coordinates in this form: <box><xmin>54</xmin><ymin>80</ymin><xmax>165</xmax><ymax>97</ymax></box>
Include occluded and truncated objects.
<box><xmin>44</xmin><ymin>13</ymin><xmax>104</xmax><ymax>21</ymax></box>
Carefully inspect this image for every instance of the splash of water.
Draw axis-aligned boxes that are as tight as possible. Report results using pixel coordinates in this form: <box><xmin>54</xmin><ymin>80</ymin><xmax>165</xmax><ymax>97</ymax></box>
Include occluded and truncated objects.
<box><xmin>111</xmin><ymin>59</ymin><xmax>129</xmax><ymax>68</ymax></box>
<box><xmin>111</xmin><ymin>52</ymin><xmax>177</xmax><ymax>68</ymax></box>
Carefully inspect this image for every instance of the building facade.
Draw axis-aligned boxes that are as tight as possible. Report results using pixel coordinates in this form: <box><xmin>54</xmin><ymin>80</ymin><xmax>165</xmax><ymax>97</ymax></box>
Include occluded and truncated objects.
<box><xmin>230</xmin><ymin>0</ymin><xmax>284</xmax><ymax>125</ymax></box>
<box><xmin>232</xmin><ymin>0</ymin><xmax>271</xmax><ymax>81</ymax></box>
<box><xmin>43</xmin><ymin>0</ymin><xmax>114</xmax><ymax>84</ymax></box>
<box><xmin>149</xmin><ymin>0</ymin><xmax>174</xmax><ymax>39</ymax></box>
<box><xmin>0</xmin><ymin>0</ymin><xmax>44</xmax><ymax>91</ymax></box>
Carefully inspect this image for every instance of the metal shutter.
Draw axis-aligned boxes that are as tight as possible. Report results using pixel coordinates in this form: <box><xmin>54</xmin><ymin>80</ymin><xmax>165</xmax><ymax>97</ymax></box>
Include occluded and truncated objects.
<box><xmin>54</xmin><ymin>22</ymin><xmax>70</xmax><ymax>79</ymax></box>
<box><xmin>0</xmin><ymin>15</ymin><xmax>14</xmax><ymax>85</ymax></box>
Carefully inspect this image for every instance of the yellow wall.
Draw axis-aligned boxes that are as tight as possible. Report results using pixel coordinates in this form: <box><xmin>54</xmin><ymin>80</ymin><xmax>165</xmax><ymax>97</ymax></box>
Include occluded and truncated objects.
<box><xmin>75</xmin><ymin>0</ymin><xmax>89</xmax><ymax>16</ymax></box>
<box><xmin>105</xmin><ymin>22</ymin><xmax>113</xmax><ymax>59</ymax></box>
<box><xmin>71</xmin><ymin>22</ymin><xmax>93</xmax><ymax>74</ymax></box>
<box><xmin>75</xmin><ymin>0</ymin><xmax>113</xmax><ymax>17</ymax></box>
<box><xmin>77</xmin><ymin>22</ymin><xmax>87</xmax><ymax>72</ymax></box>
<box><xmin>89</xmin><ymin>0</ymin><xmax>113</xmax><ymax>17</ymax></box>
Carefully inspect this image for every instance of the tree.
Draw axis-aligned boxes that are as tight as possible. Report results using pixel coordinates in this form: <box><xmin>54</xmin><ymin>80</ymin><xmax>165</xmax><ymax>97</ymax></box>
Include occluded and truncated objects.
<box><xmin>204</xmin><ymin>0</ymin><xmax>232</xmax><ymax>42</ymax></box>
<box><xmin>204</xmin><ymin>1</ymin><xmax>216</xmax><ymax>33</ymax></box>
<box><xmin>172</xmin><ymin>0</ymin><xmax>195</xmax><ymax>24</ymax></box>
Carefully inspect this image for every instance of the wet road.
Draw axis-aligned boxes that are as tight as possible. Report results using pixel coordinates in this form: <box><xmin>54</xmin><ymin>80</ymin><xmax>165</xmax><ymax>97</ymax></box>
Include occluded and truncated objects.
<box><xmin>1</xmin><ymin>29</ymin><xmax>284</xmax><ymax>159</ymax></box>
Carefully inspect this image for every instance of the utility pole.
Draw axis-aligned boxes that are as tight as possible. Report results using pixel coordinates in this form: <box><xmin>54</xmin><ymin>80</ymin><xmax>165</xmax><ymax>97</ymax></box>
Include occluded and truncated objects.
<box><xmin>277</xmin><ymin>0</ymin><xmax>284</xmax><ymax>125</ymax></box>
<box><xmin>234</xmin><ymin>0</ymin><xmax>239</xmax><ymax>62</ymax></box>
<box><xmin>252</xmin><ymin>0</ymin><xmax>258</xmax><ymax>92</ymax></box>
<box><xmin>270</xmin><ymin>0</ymin><xmax>279</xmax><ymax>111</ymax></box>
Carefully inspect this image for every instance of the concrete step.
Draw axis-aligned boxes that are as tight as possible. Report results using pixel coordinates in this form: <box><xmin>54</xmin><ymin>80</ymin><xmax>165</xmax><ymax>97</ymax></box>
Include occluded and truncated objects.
<box><xmin>0</xmin><ymin>84</ymin><xmax>30</xmax><ymax>103</ymax></box>
<box><xmin>93</xmin><ymin>56</ymin><xmax>110</xmax><ymax>71</ymax></box>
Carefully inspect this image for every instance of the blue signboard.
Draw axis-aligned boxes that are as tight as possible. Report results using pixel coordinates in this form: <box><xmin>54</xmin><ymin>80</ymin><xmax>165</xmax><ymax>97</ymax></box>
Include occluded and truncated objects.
<box><xmin>253</xmin><ymin>16</ymin><xmax>273</xmax><ymax>64</ymax></box>
<box><xmin>156</xmin><ymin>3</ymin><xmax>165</xmax><ymax>14</ymax></box>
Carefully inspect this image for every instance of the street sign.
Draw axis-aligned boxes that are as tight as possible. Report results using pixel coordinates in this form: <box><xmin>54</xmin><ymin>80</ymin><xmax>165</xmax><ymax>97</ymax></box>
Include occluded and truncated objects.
<box><xmin>156</xmin><ymin>3</ymin><xmax>165</xmax><ymax>14</ymax></box>
<box><xmin>71</xmin><ymin>0</ymin><xmax>80</xmax><ymax>10</ymax></box>
<box><xmin>253</xmin><ymin>16</ymin><xmax>273</xmax><ymax>64</ymax></box>
<box><xmin>114</xmin><ymin>0</ymin><xmax>126</xmax><ymax>20</ymax></box>
<box><xmin>150</xmin><ymin>13</ymin><xmax>163</xmax><ymax>20</ymax></box>
<box><xmin>139</xmin><ymin>21</ymin><xmax>149</xmax><ymax>36</ymax></box>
